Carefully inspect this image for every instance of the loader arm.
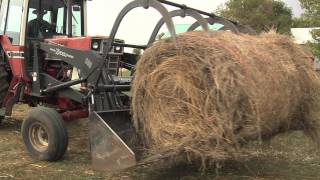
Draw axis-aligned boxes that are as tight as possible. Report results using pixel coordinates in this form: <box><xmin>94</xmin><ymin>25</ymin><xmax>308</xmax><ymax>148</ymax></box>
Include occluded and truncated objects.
<box><xmin>39</xmin><ymin>42</ymin><xmax>103</xmax><ymax>84</ymax></box>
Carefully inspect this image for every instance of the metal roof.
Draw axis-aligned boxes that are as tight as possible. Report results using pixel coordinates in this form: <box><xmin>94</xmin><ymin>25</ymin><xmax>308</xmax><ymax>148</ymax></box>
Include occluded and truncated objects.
<box><xmin>291</xmin><ymin>28</ymin><xmax>320</xmax><ymax>44</ymax></box>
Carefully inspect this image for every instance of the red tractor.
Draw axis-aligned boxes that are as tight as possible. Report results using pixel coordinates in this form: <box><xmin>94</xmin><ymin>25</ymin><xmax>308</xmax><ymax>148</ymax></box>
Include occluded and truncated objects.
<box><xmin>0</xmin><ymin>0</ymin><xmax>247</xmax><ymax>171</ymax></box>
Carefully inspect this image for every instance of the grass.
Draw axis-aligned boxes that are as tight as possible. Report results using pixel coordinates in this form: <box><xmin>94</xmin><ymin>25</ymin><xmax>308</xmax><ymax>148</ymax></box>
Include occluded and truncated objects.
<box><xmin>0</xmin><ymin>104</ymin><xmax>320</xmax><ymax>179</ymax></box>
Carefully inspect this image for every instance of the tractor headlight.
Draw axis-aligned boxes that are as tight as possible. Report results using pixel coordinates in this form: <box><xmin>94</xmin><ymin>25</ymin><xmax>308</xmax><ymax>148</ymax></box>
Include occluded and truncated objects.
<box><xmin>92</xmin><ymin>42</ymin><xmax>100</xmax><ymax>50</ymax></box>
<box><xmin>115</xmin><ymin>46</ymin><xmax>122</xmax><ymax>52</ymax></box>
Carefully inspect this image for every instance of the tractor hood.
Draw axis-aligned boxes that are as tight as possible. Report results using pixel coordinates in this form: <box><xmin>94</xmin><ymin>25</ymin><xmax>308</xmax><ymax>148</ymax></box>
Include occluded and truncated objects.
<box><xmin>45</xmin><ymin>36</ymin><xmax>108</xmax><ymax>51</ymax></box>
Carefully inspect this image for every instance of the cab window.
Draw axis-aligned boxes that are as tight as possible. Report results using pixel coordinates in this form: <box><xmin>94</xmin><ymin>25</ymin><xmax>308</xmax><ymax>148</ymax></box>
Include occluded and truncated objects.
<box><xmin>26</xmin><ymin>0</ymin><xmax>83</xmax><ymax>38</ymax></box>
<box><xmin>56</xmin><ymin>7</ymin><xmax>65</xmax><ymax>34</ymax></box>
<box><xmin>72</xmin><ymin>5</ymin><xmax>82</xmax><ymax>36</ymax></box>
<box><xmin>28</xmin><ymin>9</ymin><xmax>52</xmax><ymax>24</ymax></box>
<box><xmin>0</xmin><ymin>0</ymin><xmax>8</xmax><ymax>34</ymax></box>
<box><xmin>5</xmin><ymin>0</ymin><xmax>23</xmax><ymax>44</ymax></box>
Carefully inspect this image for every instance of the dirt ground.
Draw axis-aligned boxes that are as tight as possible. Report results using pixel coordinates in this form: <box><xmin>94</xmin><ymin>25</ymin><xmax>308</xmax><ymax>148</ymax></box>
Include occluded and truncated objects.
<box><xmin>1</xmin><ymin>105</ymin><xmax>320</xmax><ymax>180</ymax></box>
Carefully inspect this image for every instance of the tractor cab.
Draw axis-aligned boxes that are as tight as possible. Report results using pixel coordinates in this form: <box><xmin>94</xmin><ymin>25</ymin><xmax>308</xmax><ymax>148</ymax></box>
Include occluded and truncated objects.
<box><xmin>0</xmin><ymin>0</ymin><xmax>91</xmax><ymax>80</ymax></box>
<box><xmin>25</xmin><ymin>0</ymin><xmax>93</xmax><ymax>51</ymax></box>
<box><xmin>0</xmin><ymin>0</ymin><xmax>86</xmax><ymax>45</ymax></box>
<box><xmin>26</xmin><ymin>0</ymin><xmax>85</xmax><ymax>39</ymax></box>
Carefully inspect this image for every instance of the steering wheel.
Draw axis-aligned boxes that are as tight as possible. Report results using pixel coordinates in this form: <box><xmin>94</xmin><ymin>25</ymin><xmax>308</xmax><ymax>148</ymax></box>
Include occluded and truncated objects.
<box><xmin>38</xmin><ymin>20</ymin><xmax>56</xmax><ymax>37</ymax></box>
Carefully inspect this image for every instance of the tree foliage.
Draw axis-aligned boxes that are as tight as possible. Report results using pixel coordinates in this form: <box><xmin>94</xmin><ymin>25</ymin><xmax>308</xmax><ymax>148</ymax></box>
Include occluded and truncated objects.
<box><xmin>217</xmin><ymin>0</ymin><xmax>293</xmax><ymax>34</ymax></box>
<box><xmin>293</xmin><ymin>0</ymin><xmax>320</xmax><ymax>28</ymax></box>
<box><xmin>299</xmin><ymin>0</ymin><xmax>320</xmax><ymax>25</ymax></box>
<box><xmin>293</xmin><ymin>0</ymin><xmax>320</xmax><ymax>58</ymax></box>
<box><xmin>305</xmin><ymin>29</ymin><xmax>320</xmax><ymax>58</ymax></box>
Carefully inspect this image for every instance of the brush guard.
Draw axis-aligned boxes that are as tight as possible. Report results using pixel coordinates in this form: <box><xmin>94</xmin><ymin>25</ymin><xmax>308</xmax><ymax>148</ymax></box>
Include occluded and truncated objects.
<box><xmin>88</xmin><ymin>0</ymin><xmax>242</xmax><ymax>172</ymax></box>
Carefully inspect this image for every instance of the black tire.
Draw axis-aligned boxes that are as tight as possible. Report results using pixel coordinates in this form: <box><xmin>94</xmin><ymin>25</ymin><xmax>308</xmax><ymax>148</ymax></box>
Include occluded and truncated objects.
<box><xmin>21</xmin><ymin>107</ymin><xmax>68</xmax><ymax>161</ymax></box>
<box><xmin>0</xmin><ymin>63</ymin><xmax>9</xmax><ymax>122</ymax></box>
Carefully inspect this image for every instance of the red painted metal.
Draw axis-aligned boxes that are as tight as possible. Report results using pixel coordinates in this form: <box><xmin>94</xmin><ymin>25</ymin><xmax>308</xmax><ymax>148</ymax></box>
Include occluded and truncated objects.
<box><xmin>0</xmin><ymin>35</ymin><xmax>30</xmax><ymax>82</ymax></box>
<box><xmin>0</xmin><ymin>35</ymin><xmax>29</xmax><ymax>115</ymax></box>
<box><xmin>62</xmin><ymin>109</ymin><xmax>89</xmax><ymax>121</ymax></box>
<box><xmin>57</xmin><ymin>97</ymin><xmax>80</xmax><ymax>110</ymax></box>
<box><xmin>46</xmin><ymin>68</ymin><xmax>58</xmax><ymax>78</ymax></box>
<box><xmin>47</xmin><ymin>36</ymin><xmax>92</xmax><ymax>50</ymax></box>
<box><xmin>0</xmin><ymin>34</ymin><xmax>94</xmax><ymax>116</ymax></box>
<box><xmin>0</xmin><ymin>35</ymin><xmax>23</xmax><ymax>51</ymax></box>
<box><xmin>8</xmin><ymin>58</ymin><xmax>29</xmax><ymax>81</ymax></box>
<box><xmin>2</xmin><ymin>77</ymin><xmax>23</xmax><ymax>115</ymax></box>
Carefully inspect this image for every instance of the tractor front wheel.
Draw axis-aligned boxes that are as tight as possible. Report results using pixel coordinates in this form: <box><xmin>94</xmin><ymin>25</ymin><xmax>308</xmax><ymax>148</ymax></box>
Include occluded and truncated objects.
<box><xmin>21</xmin><ymin>107</ymin><xmax>68</xmax><ymax>161</ymax></box>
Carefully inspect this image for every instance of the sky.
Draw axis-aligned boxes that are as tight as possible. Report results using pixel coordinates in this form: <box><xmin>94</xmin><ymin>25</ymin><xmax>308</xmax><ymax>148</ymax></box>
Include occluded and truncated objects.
<box><xmin>283</xmin><ymin>0</ymin><xmax>304</xmax><ymax>16</ymax></box>
<box><xmin>87</xmin><ymin>0</ymin><xmax>304</xmax><ymax>45</ymax></box>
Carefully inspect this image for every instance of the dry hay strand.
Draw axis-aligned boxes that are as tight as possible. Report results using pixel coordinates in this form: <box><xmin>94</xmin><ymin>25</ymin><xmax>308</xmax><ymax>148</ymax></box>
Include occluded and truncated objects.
<box><xmin>132</xmin><ymin>31</ymin><xmax>320</xmax><ymax>167</ymax></box>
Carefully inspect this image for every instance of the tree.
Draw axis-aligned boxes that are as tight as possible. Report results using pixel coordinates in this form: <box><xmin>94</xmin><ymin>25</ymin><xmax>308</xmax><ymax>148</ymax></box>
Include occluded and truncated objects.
<box><xmin>217</xmin><ymin>0</ymin><xmax>293</xmax><ymax>34</ymax></box>
<box><xmin>299</xmin><ymin>0</ymin><xmax>320</xmax><ymax>25</ymax></box>
<box><xmin>307</xmin><ymin>29</ymin><xmax>320</xmax><ymax>58</ymax></box>
<box><xmin>293</xmin><ymin>0</ymin><xmax>320</xmax><ymax>58</ymax></box>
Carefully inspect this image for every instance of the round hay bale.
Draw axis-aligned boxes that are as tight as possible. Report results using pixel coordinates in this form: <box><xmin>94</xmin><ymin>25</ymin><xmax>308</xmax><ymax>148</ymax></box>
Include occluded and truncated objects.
<box><xmin>132</xmin><ymin>31</ymin><xmax>320</xmax><ymax>166</ymax></box>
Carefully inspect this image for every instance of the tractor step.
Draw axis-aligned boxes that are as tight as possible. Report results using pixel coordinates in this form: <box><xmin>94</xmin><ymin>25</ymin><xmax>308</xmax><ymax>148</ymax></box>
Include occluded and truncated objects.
<box><xmin>107</xmin><ymin>55</ymin><xmax>120</xmax><ymax>75</ymax></box>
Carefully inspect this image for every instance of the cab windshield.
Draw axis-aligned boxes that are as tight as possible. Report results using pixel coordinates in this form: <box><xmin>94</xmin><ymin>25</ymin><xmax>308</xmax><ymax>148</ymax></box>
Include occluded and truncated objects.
<box><xmin>27</xmin><ymin>0</ymin><xmax>83</xmax><ymax>38</ymax></box>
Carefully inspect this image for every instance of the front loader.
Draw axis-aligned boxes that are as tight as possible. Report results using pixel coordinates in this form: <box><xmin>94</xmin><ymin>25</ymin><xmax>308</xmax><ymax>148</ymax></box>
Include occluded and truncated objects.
<box><xmin>0</xmin><ymin>0</ymin><xmax>249</xmax><ymax>171</ymax></box>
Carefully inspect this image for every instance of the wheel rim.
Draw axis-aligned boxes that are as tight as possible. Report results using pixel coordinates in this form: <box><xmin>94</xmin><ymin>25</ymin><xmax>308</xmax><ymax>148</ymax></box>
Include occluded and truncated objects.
<box><xmin>29</xmin><ymin>122</ymin><xmax>49</xmax><ymax>152</ymax></box>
